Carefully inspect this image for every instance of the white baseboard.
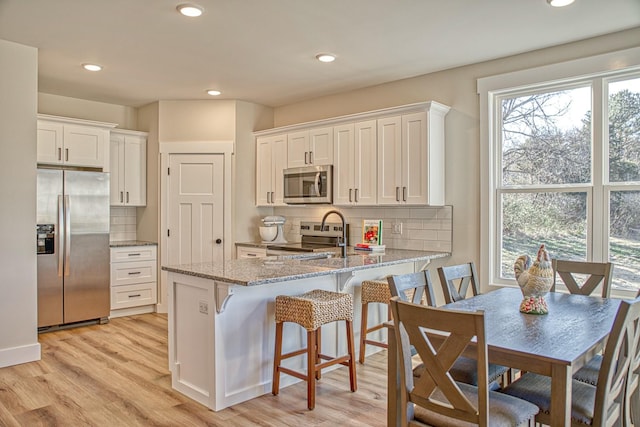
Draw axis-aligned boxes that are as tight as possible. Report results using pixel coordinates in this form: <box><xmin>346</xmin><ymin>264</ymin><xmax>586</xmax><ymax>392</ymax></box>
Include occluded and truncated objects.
<box><xmin>0</xmin><ymin>342</ymin><xmax>41</xmax><ymax>368</ymax></box>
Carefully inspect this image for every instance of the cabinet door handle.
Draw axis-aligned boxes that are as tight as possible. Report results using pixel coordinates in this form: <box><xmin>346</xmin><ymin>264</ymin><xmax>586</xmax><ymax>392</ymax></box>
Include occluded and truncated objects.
<box><xmin>65</xmin><ymin>148</ymin><xmax>69</xmax><ymax>162</ymax></box>
<box><xmin>128</xmin><ymin>294</ymin><xmax>142</xmax><ymax>298</ymax></box>
<box><xmin>246</xmin><ymin>253</ymin><xmax>257</xmax><ymax>257</ymax></box>
<box><xmin>128</xmin><ymin>271</ymin><xmax>141</xmax><ymax>275</ymax></box>
<box><xmin>304</xmin><ymin>151</ymin><xmax>308</xmax><ymax>164</ymax></box>
<box><xmin>126</xmin><ymin>192</ymin><xmax>129</xmax><ymax>203</ymax></box>
<box><xmin>127</xmin><ymin>253</ymin><xmax>141</xmax><ymax>257</ymax></box>
<box><xmin>58</xmin><ymin>147</ymin><xmax>62</xmax><ymax>161</ymax></box>
<box><xmin>403</xmin><ymin>186</ymin><xmax>407</xmax><ymax>201</ymax></box>
<box><xmin>267</xmin><ymin>191</ymin><xmax>271</xmax><ymax>204</ymax></box>
<box><xmin>120</xmin><ymin>191</ymin><xmax>124</xmax><ymax>203</ymax></box>
<box><xmin>355</xmin><ymin>188</ymin><xmax>359</xmax><ymax>203</ymax></box>
<box><xmin>309</xmin><ymin>151</ymin><xmax>313</xmax><ymax>164</ymax></box>
<box><xmin>396</xmin><ymin>187</ymin><xmax>400</xmax><ymax>202</ymax></box>
<box><xmin>349</xmin><ymin>188</ymin><xmax>352</xmax><ymax>202</ymax></box>
<box><xmin>271</xmin><ymin>192</ymin><xmax>275</xmax><ymax>203</ymax></box>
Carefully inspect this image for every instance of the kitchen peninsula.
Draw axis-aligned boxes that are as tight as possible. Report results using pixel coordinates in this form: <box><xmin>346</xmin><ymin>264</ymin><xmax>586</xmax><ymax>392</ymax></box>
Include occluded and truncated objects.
<box><xmin>162</xmin><ymin>248</ymin><xmax>448</xmax><ymax>411</ymax></box>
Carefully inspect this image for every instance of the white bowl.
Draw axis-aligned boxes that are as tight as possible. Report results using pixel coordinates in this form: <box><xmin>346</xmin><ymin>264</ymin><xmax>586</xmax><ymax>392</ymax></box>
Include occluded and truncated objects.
<box><xmin>259</xmin><ymin>226</ymin><xmax>277</xmax><ymax>242</ymax></box>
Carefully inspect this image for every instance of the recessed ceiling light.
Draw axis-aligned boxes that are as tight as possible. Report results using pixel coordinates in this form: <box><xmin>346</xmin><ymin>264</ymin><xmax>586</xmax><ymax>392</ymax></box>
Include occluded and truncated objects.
<box><xmin>177</xmin><ymin>3</ymin><xmax>204</xmax><ymax>17</ymax></box>
<box><xmin>207</xmin><ymin>89</ymin><xmax>221</xmax><ymax>96</ymax></box>
<box><xmin>316</xmin><ymin>53</ymin><xmax>336</xmax><ymax>63</ymax></box>
<box><xmin>82</xmin><ymin>63</ymin><xmax>102</xmax><ymax>72</ymax></box>
<box><xmin>547</xmin><ymin>0</ymin><xmax>575</xmax><ymax>7</ymax></box>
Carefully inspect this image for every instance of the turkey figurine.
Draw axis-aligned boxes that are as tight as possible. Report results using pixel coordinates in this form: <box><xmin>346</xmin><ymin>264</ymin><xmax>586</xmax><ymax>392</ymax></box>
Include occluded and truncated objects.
<box><xmin>513</xmin><ymin>244</ymin><xmax>554</xmax><ymax>314</ymax></box>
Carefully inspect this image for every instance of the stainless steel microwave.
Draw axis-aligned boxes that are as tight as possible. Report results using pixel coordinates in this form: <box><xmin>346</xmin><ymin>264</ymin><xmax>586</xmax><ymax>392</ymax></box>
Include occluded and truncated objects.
<box><xmin>283</xmin><ymin>165</ymin><xmax>332</xmax><ymax>204</ymax></box>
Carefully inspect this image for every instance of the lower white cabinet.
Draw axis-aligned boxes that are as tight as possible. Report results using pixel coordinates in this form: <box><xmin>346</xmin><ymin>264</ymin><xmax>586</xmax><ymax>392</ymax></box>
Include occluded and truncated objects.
<box><xmin>236</xmin><ymin>246</ymin><xmax>267</xmax><ymax>259</ymax></box>
<box><xmin>110</xmin><ymin>245</ymin><xmax>157</xmax><ymax>317</ymax></box>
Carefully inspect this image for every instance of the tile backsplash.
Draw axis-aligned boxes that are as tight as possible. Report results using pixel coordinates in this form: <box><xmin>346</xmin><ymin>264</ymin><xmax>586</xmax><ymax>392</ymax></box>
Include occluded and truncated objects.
<box><xmin>273</xmin><ymin>205</ymin><xmax>452</xmax><ymax>252</ymax></box>
<box><xmin>110</xmin><ymin>207</ymin><xmax>137</xmax><ymax>242</ymax></box>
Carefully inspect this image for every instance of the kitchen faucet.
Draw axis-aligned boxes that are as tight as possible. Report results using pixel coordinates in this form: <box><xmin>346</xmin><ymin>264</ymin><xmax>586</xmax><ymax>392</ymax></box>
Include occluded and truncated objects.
<box><xmin>321</xmin><ymin>210</ymin><xmax>347</xmax><ymax>258</ymax></box>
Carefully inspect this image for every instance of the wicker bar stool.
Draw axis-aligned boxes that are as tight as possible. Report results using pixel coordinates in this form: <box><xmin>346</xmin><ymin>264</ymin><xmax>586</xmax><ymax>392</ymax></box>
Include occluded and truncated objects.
<box><xmin>272</xmin><ymin>289</ymin><xmax>357</xmax><ymax>410</ymax></box>
<box><xmin>359</xmin><ymin>280</ymin><xmax>391</xmax><ymax>364</ymax></box>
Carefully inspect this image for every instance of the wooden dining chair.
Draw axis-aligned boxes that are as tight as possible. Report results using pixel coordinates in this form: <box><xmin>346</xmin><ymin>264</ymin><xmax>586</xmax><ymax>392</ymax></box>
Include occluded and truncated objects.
<box><xmin>625</xmin><ymin>293</ymin><xmax>640</xmax><ymax>427</ymax></box>
<box><xmin>552</xmin><ymin>260</ymin><xmax>615</xmax><ymax>386</ymax></box>
<box><xmin>551</xmin><ymin>259</ymin><xmax>614</xmax><ymax>298</ymax></box>
<box><xmin>501</xmin><ymin>295</ymin><xmax>640</xmax><ymax>427</ymax></box>
<box><xmin>389</xmin><ymin>297</ymin><xmax>539</xmax><ymax>426</ymax></box>
<box><xmin>388</xmin><ymin>271</ymin><xmax>510</xmax><ymax>388</ymax></box>
<box><xmin>437</xmin><ymin>262</ymin><xmax>481</xmax><ymax>304</ymax></box>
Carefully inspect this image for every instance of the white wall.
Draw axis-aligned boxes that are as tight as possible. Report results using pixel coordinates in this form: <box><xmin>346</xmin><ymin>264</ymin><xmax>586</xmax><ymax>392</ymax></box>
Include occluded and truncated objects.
<box><xmin>38</xmin><ymin>93</ymin><xmax>138</xmax><ymax>129</ymax></box>
<box><xmin>272</xmin><ymin>27</ymin><xmax>640</xmax><ymax>278</ymax></box>
<box><xmin>0</xmin><ymin>39</ymin><xmax>40</xmax><ymax>367</ymax></box>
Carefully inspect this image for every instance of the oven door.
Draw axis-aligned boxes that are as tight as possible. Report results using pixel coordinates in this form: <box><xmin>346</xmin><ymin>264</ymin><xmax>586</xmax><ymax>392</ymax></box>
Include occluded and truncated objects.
<box><xmin>283</xmin><ymin>165</ymin><xmax>332</xmax><ymax>204</ymax></box>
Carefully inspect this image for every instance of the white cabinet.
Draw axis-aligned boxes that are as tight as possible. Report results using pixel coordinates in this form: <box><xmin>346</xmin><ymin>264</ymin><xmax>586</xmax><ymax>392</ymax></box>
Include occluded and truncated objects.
<box><xmin>377</xmin><ymin>103</ymin><xmax>449</xmax><ymax>205</ymax></box>
<box><xmin>110</xmin><ymin>245</ymin><xmax>157</xmax><ymax>317</ymax></box>
<box><xmin>255</xmin><ymin>101</ymin><xmax>450</xmax><ymax>207</ymax></box>
<box><xmin>37</xmin><ymin>114</ymin><xmax>116</xmax><ymax>170</ymax></box>
<box><xmin>333</xmin><ymin>120</ymin><xmax>377</xmax><ymax>205</ymax></box>
<box><xmin>287</xmin><ymin>126</ymin><xmax>333</xmax><ymax>168</ymax></box>
<box><xmin>236</xmin><ymin>246</ymin><xmax>267</xmax><ymax>259</ymax></box>
<box><xmin>256</xmin><ymin>134</ymin><xmax>288</xmax><ymax>206</ymax></box>
<box><xmin>110</xmin><ymin>129</ymin><xmax>147</xmax><ymax>206</ymax></box>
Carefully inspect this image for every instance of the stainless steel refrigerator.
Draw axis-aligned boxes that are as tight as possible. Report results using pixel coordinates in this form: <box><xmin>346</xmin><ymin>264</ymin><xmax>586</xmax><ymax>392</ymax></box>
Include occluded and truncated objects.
<box><xmin>36</xmin><ymin>168</ymin><xmax>110</xmax><ymax>328</ymax></box>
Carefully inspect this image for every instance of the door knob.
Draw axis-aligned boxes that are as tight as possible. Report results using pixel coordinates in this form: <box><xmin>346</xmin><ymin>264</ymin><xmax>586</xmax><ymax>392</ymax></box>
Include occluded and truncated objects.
<box><xmin>216</xmin><ymin>238</ymin><xmax>222</xmax><ymax>244</ymax></box>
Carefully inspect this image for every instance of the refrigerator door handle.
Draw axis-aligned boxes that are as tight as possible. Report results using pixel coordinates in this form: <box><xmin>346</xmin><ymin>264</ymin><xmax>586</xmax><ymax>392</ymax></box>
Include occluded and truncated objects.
<box><xmin>57</xmin><ymin>195</ymin><xmax>64</xmax><ymax>277</ymax></box>
<box><xmin>64</xmin><ymin>195</ymin><xmax>71</xmax><ymax>276</ymax></box>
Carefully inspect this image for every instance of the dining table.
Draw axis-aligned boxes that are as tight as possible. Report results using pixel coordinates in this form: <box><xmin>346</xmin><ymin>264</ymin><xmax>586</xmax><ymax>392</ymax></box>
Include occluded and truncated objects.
<box><xmin>386</xmin><ymin>286</ymin><xmax>622</xmax><ymax>427</ymax></box>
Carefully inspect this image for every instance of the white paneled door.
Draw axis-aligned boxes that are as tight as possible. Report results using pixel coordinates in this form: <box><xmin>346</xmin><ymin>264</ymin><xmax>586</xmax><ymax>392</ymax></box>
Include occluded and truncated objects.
<box><xmin>167</xmin><ymin>154</ymin><xmax>225</xmax><ymax>265</ymax></box>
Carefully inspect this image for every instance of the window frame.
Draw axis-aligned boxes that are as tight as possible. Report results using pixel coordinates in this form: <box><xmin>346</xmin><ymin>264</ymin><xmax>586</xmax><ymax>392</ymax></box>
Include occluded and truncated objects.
<box><xmin>478</xmin><ymin>47</ymin><xmax>640</xmax><ymax>297</ymax></box>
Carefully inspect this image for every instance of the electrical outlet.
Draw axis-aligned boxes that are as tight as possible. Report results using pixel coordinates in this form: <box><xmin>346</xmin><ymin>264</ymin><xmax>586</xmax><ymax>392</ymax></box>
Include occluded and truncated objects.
<box><xmin>392</xmin><ymin>222</ymin><xmax>403</xmax><ymax>234</ymax></box>
<box><xmin>199</xmin><ymin>301</ymin><xmax>209</xmax><ymax>314</ymax></box>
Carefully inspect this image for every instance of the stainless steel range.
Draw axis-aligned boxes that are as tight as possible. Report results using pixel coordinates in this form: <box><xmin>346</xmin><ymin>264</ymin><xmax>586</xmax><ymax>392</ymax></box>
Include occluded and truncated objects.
<box><xmin>266</xmin><ymin>221</ymin><xmax>349</xmax><ymax>255</ymax></box>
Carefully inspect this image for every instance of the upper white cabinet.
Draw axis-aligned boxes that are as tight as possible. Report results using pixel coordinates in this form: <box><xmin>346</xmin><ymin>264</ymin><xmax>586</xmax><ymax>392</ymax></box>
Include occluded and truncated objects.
<box><xmin>110</xmin><ymin>129</ymin><xmax>147</xmax><ymax>206</ymax></box>
<box><xmin>377</xmin><ymin>104</ymin><xmax>449</xmax><ymax>205</ymax></box>
<box><xmin>333</xmin><ymin>120</ymin><xmax>377</xmax><ymax>206</ymax></box>
<box><xmin>255</xmin><ymin>101</ymin><xmax>450</xmax><ymax>207</ymax></box>
<box><xmin>256</xmin><ymin>134</ymin><xmax>288</xmax><ymax>206</ymax></box>
<box><xmin>37</xmin><ymin>114</ymin><xmax>116</xmax><ymax>170</ymax></box>
<box><xmin>287</xmin><ymin>126</ymin><xmax>333</xmax><ymax>168</ymax></box>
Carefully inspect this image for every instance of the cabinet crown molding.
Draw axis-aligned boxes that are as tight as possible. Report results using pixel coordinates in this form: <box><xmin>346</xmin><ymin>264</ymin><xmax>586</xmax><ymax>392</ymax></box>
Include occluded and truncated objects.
<box><xmin>253</xmin><ymin>101</ymin><xmax>450</xmax><ymax>137</ymax></box>
<box><xmin>38</xmin><ymin>113</ymin><xmax>117</xmax><ymax>129</ymax></box>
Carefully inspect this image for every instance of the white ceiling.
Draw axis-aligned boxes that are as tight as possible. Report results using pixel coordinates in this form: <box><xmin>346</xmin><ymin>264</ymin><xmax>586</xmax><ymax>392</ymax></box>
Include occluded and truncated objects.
<box><xmin>1</xmin><ymin>0</ymin><xmax>639</xmax><ymax>108</ymax></box>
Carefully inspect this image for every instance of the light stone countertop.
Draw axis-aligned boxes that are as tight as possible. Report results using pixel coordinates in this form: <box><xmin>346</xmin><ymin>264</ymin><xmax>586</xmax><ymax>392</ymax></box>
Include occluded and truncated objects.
<box><xmin>109</xmin><ymin>240</ymin><xmax>158</xmax><ymax>247</ymax></box>
<box><xmin>162</xmin><ymin>248</ymin><xmax>450</xmax><ymax>286</ymax></box>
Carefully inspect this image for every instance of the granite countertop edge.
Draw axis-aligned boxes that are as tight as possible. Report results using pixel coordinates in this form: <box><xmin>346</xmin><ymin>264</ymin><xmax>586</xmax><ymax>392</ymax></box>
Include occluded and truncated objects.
<box><xmin>110</xmin><ymin>240</ymin><xmax>158</xmax><ymax>247</ymax></box>
<box><xmin>162</xmin><ymin>249</ymin><xmax>450</xmax><ymax>286</ymax></box>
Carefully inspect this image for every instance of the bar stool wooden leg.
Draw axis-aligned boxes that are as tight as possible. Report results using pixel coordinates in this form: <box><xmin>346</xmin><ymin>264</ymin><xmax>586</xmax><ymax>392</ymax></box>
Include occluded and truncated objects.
<box><xmin>346</xmin><ymin>320</ymin><xmax>357</xmax><ymax>392</ymax></box>
<box><xmin>307</xmin><ymin>329</ymin><xmax>316</xmax><ymax>410</ymax></box>
<box><xmin>315</xmin><ymin>327</ymin><xmax>322</xmax><ymax>380</ymax></box>
<box><xmin>359</xmin><ymin>302</ymin><xmax>369</xmax><ymax>364</ymax></box>
<box><xmin>272</xmin><ymin>321</ymin><xmax>283</xmax><ymax>396</ymax></box>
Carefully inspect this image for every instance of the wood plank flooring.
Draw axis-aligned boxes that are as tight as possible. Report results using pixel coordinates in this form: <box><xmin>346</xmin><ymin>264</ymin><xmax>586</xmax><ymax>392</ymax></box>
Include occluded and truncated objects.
<box><xmin>0</xmin><ymin>314</ymin><xmax>388</xmax><ymax>426</ymax></box>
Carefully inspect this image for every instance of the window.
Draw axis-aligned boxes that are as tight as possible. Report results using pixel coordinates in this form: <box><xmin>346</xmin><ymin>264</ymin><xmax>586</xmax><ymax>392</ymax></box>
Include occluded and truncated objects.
<box><xmin>479</xmin><ymin>48</ymin><xmax>640</xmax><ymax>295</ymax></box>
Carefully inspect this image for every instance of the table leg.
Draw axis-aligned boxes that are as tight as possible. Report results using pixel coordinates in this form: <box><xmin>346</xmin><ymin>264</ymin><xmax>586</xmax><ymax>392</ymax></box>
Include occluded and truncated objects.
<box><xmin>386</xmin><ymin>322</ymin><xmax>400</xmax><ymax>427</ymax></box>
<box><xmin>550</xmin><ymin>364</ymin><xmax>572</xmax><ymax>426</ymax></box>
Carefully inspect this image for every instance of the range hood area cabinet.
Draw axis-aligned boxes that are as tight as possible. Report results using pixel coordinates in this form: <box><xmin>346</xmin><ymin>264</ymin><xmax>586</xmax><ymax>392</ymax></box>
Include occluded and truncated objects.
<box><xmin>256</xmin><ymin>133</ymin><xmax>288</xmax><ymax>206</ymax></box>
<box><xmin>37</xmin><ymin>114</ymin><xmax>116</xmax><ymax>170</ymax></box>
<box><xmin>287</xmin><ymin>126</ymin><xmax>334</xmax><ymax>168</ymax></box>
<box><xmin>110</xmin><ymin>129</ymin><xmax>147</xmax><ymax>206</ymax></box>
<box><xmin>254</xmin><ymin>101</ymin><xmax>450</xmax><ymax>207</ymax></box>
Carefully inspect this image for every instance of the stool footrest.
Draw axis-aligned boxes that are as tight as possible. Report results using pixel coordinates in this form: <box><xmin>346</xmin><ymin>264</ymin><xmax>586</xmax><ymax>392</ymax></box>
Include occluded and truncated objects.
<box><xmin>280</xmin><ymin>348</ymin><xmax>308</xmax><ymax>360</ymax></box>
<box><xmin>278</xmin><ymin>366</ymin><xmax>309</xmax><ymax>381</ymax></box>
<box><xmin>363</xmin><ymin>339</ymin><xmax>388</xmax><ymax>349</ymax></box>
<box><xmin>316</xmin><ymin>355</ymin><xmax>351</xmax><ymax>371</ymax></box>
<box><xmin>365</xmin><ymin>323</ymin><xmax>386</xmax><ymax>334</ymax></box>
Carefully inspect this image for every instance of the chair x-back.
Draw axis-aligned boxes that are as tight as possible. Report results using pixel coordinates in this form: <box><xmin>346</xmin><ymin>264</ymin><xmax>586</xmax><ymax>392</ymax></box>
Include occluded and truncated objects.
<box><xmin>389</xmin><ymin>297</ymin><xmax>538</xmax><ymax>426</ymax></box>
<box><xmin>552</xmin><ymin>259</ymin><xmax>614</xmax><ymax>298</ymax></box>
<box><xmin>438</xmin><ymin>262</ymin><xmax>480</xmax><ymax>304</ymax></box>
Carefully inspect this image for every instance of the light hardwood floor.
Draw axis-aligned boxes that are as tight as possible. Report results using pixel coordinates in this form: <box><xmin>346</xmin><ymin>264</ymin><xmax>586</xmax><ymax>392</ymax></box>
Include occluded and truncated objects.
<box><xmin>0</xmin><ymin>314</ymin><xmax>388</xmax><ymax>426</ymax></box>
